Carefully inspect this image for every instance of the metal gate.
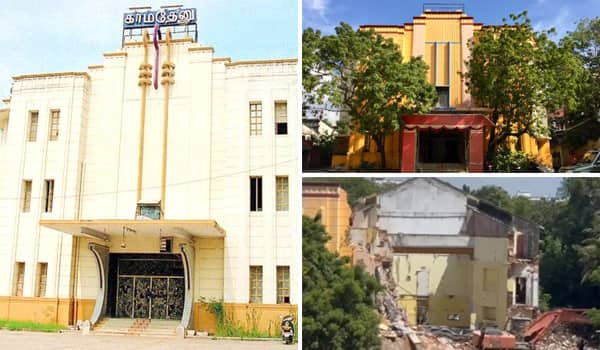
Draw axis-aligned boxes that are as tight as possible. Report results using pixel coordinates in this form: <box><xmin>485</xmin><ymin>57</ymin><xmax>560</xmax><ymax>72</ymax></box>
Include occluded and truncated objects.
<box><xmin>115</xmin><ymin>275</ymin><xmax>184</xmax><ymax>319</ymax></box>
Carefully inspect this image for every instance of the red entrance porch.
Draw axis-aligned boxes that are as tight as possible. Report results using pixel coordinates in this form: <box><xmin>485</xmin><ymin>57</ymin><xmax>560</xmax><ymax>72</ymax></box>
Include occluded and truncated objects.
<box><xmin>401</xmin><ymin>114</ymin><xmax>494</xmax><ymax>172</ymax></box>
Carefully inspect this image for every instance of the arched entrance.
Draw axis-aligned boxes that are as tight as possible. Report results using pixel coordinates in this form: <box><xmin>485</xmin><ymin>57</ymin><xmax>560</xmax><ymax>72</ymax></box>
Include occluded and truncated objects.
<box><xmin>106</xmin><ymin>253</ymin><xmax>185</xmax><ymax>320</ymax></box>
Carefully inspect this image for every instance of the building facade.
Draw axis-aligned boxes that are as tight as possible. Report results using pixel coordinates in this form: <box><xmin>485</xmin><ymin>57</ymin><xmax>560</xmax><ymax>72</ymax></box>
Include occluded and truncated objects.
<box><xmin>0</xmin><ymin>13</ymin><xmax>298</xmax><ymax>335</ymax></box>
<box><xmin>331</xmin><ymin>5</ymin><xmax>552</xmax><ymax>172</ymax></box>
<box><xmin>302</xmin><ymin>182</ymin><xmax>352</xmax><ymax>257</ymax></box>
<box><xmin>350</xmin><ymin>178</ymin><xmax>539</xmax><ymax>328</ymax></box>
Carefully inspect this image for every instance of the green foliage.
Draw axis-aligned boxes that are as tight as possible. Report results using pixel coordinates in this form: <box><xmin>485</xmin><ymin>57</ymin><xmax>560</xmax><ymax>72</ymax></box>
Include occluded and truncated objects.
<box><xmin>585</xmin><ymin>308</ymin><xmax>600</xmax><ymax>328</ymax></box>
<box><xmin>465</xmin><ymin>12</ymin><xmax>585</xmax><ymax>161</ymax></box>
<box><xmin>303</xmin><ymin>216</ymin><xmax>381</xmax><ymax>350</ymax></box>
<box><xmin>562</xmin><ymin>17</ymin><xmax>600</xmax><ymax>143</ymax></box>
<box><xmin>0</xmin><ymin>320</ymin><xmax>66</xmax><ymax>332</ymax></box>
<box><xmin>311</xmin><ymin>131</ymin><xmax>336</xmax><ymax>165</ymax></box>
<box><xmin>489</xmin><ymin>146</ymin><xmax>540</xmax><ymax>172</ymax></box>
<box><xmin>304</xmin><ymin>177</ymin><xmax>387</xmax><ymax>206</ymax></box>
<box><xmin>469</xmin><ymin>179</ymin><xmax>600</xmax><ymax>308</ymax></box>
<box><xmin>303</xmin><ymin>23</ymin><xmax>437</xmax><ymax>168</ymax></box>
<box><xmin>538</xmin><ymin>287</ymin><xmax>552</xmax><ymax>313</ymax></box>
<box><xmin>203</xmin><ymin>299</ymin><xmax>275</xmax><ymax>338</ymax></box>
<box><xmin>471</xmin><ymin>185</ymin><xmax>513</xmax><ymax>209</ymax></box>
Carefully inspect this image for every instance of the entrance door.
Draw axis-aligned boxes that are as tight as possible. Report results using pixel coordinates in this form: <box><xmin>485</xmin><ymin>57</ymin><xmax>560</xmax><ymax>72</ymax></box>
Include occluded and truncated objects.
<box><xmin>116</xmin><ymin>276</ymin><xmax>184</xmax><ymax>319</ymax></box>
<box><xmin>109</xmin><ymin>253</ymin><xmax>185</xmax><ymax>320</ymax></box>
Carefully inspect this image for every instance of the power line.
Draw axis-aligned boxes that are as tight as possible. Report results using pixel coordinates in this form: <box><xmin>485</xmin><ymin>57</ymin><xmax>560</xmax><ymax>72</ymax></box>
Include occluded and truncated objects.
<box><xmin>0</xmin><ymin>157</ymin><xmax>297</xmax><ymax>201</ymax></box>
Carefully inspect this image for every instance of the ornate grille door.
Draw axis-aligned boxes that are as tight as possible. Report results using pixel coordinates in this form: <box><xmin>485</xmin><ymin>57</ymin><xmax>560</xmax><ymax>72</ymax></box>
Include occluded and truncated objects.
<box><xmin>116</xmin><ymin>276</ymin><xmax>184</xmax><ymax>319</ymax></box>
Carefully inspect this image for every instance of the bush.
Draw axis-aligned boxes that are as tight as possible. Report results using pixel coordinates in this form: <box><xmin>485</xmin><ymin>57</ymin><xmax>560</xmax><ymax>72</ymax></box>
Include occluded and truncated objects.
<box><xmin>490</xmin><ymin>146</ymin><xmax>540</xmax><ymax>172</ymax></box>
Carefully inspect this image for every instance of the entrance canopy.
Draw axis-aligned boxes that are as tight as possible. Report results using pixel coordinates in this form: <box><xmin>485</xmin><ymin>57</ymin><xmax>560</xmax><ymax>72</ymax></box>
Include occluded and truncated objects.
<box><xmin>39</xmin><ymin>219</ymin><xmax>225</xmax><ymax>241</ymax></box>
<box><xmin>403</xmin><ymin>114</ymin><xmax>494</xmax><ymax>130</ymax></box>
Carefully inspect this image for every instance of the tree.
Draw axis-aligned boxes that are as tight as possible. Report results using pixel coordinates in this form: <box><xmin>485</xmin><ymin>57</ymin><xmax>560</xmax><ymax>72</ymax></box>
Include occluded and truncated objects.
<box><xmin>303</xmin><ymin>216</ymin><xmax>381</xmax><ymax>349</ymax></box>
<box><xmin>303</xmin><ymin>23</ymin><xmax>437</xmax><ymax>168</ymax></box>
<box><xmin>465</xmin><ymin>12</ymin><xmax>585</xmax><ymax>163</ymax></box>
<box><xmin>303</xmin><ymin>177</ymin><xmax>391</xmax><ymax>206</ymax></box>
<box><xmin>562</xmin><ymin>17</ymin><xmax>600</xmax><ymax>148</ymax></box>
<box><xmin>471</xmin><ymin>185</ymin><xmax>513</xmax><ymax>209</ymax></box>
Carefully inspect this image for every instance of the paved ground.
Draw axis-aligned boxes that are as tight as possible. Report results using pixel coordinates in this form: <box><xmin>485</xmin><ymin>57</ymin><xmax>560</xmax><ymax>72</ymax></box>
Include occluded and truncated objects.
<box><xmin>0</xmin><ymin>330</ymin><xmax>297</xmax><ymax>349</ymax></box>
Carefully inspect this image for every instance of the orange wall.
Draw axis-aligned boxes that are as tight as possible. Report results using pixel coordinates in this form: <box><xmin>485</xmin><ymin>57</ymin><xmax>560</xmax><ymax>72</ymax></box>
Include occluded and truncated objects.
<box><xmin>193</xmin><ymin>302</ymin><xmax>297</xmax><ymax>337</ymax></box>
<box><xmin>302</xmin><ymin>184</ymin><xmax>352</xmax><ymax>255</ymax></box>
<box><xmin>0</xmin><ymin>297</ymin><xmax>94</xmax><ymax>325</ymax></box>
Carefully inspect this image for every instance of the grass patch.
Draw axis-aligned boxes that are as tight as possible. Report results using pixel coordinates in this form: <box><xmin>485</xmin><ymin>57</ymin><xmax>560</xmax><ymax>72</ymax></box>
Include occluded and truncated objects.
<box><xmin>0</xmin><ymin>319</ymin><xmax>67</xmax><ymax>332</ymax></box>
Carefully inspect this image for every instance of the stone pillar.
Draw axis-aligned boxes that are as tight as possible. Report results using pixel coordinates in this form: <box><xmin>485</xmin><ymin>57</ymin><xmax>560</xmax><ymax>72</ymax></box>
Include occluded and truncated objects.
<box><xmin>469</xmin><ymin>129</ymin><xmax>485</xmax><ymax>172</ymax></box>
<box><xmin>179</xmin><ymin>243</ymin><xmax>195</xmax><ymax>331</ymax></box>
<box><xmin>401</xmin><ymin>129</ymin><xmax>417</xmax><ymax>172</ymax></box>
<box><xmin>88</xmin><ymin>243</ymin><xmax>109</xmax><ymax>326</ymax></box>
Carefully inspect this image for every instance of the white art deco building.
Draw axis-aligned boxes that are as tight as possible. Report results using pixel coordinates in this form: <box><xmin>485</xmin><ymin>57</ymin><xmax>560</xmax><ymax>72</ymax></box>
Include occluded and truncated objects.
<box><xmin>0</xmin><ymin>7</ymin><xmax>298</xmax><ymax>335</ymax></box>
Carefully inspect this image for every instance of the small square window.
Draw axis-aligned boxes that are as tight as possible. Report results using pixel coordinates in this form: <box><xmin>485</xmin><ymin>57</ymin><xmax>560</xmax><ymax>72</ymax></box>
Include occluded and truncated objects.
<box><xmin>250</xmin><ymin>102</ymin><xmax>262</xmax><ymax>136</ymax></box>
<box><xmin>276</xmin><ymin>176</ymin><xmax>288</xmax><ymax>211</ymax></box>
<box><xmin>249</xmin><ymin>266</ymin><xmax>263</xmax><ymax>303</ymax></box>
<box><xmin>277</xmin><ymin>266</ymin><xmax>290</xmax><ymax>304</ymax></box>
<box><xmin>49</xmin><ymin>110</ymin><xmax>60</xmax><ymax>141</ymax></box>
<box><xmin>435</xmin><ymin>87</ymin><xmax>449</xmax><ymax>108</ymax></box>
<box><xmin>275</xmin><ymin>101</ymin><xmax>287</xmax><ymax>135</ymax></box>
<box><xmin>22</xmin><ymin>180</ymin><xmax>32</xmax><ymax>212</ymax></box>
<box><xmin>28</xmin><ymin>111</ymin><xmax>38</xmax><ymax>142</ymax></box>
<box><xmin>250</xmin><ymin>177</ymin><xmax>263</xmax><ymax>212</ymax></box>
<box><xmin>43</xmin><ymin>179</ymin><xmax>54</xmax><ymax>213</ymax></box>
<box><xmin>14</xmin><ymin>262</ymin><xmax>25</xmax><ymax>296</ymax></box>
<box><xmin>36</xmin><ymin>262</ymin><xmax>48</xmax><ymax>297</ymax></box>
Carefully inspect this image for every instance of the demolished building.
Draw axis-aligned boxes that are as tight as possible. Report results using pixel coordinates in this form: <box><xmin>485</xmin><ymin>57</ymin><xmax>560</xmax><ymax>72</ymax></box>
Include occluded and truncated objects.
<box><xmin>350</xmin><ymin>178</ymin><xmax>540</xmax><ymax>330</ymax></box>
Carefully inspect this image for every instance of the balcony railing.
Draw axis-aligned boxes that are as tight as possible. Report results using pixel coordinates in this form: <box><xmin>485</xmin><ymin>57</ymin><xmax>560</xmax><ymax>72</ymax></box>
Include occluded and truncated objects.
<box><xmin>423</xmin><ymin>3</ymin><xmax>465</xmax><ymax>13</ymax></box>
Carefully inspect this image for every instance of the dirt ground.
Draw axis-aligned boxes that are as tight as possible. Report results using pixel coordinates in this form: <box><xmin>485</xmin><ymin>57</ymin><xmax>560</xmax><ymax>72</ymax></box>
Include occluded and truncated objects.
<box><xmin>0</xmin><ymin>330</ymin><xmax>297</xmax><ymax>350</ymax></box>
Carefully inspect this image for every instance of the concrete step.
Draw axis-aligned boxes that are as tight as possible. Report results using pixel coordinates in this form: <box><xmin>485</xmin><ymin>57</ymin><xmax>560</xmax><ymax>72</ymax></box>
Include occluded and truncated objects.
<box><xmin>93</xmin><ymin>318</ymin><xmax>178</xmax><ymax>337</ymax></box>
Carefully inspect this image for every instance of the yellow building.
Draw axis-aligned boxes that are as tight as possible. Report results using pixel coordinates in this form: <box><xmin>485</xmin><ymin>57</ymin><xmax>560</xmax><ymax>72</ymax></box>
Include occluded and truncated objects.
<box><xmin>350</xmin><ymin>178</ymin><xmax>540</xmax><ymax>328</ymax></box>
<box><xmin>302</xmin><ymin>182</ymin><xmax>353</xmax><ymax>258</ymax></box>
<box><xmin>331</xmin><ymin>5</ymin><xmax>552</xmax><ymax>171</ymax></box>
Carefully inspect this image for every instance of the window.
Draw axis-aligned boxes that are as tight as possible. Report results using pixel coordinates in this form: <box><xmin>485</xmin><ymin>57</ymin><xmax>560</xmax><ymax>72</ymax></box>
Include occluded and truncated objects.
<box><xmin>250</xmin><ymin>176</ymin><xmax>263</xmax><ymax>212</ymax></box>
<box><xmin>36</xmin><ymin>262</ymin><xmax>48</xmax><ymax>297</ymax></box>
<box><xmin>249</xmin><ymin>102</ymin><xmax>262</xmax><ymax>136</ymax></box>
<box><xmin>249</xmin><ymin>266</ymin><xmax>263</xmax><ymax>303</ymax></box>
<box><xmin>515</xmin><ymin>277</ymin><xmax>527</xmax><ymax>304</ymax></box>
<box><xmin>43</xmin><ymin>179</ymin><xmax>54</xmax><ymax>213</ymax></box>
<box><xmin>14</xmin><ymin>262</ymin><xmax>25</xmax><ymax>296</ymax></box>
<box><xmin>136</xmin><ymin>201</ymin><xmax>161</xmax><ymax>219</ymax></box>
<box><xmin>277</xmin><ymin>266</ymin><xmax>290</xmax><ymax>304</ymax></box>
<box><xmin>276</xmin><ymin>176</ymin><xmax>289</xmax><ymax>211</ymax></box>
<box><xmin>275</xmin><ymin>101</ymin><xmax>287</xmax><ymax>135</ymax></box>
<box><xmin>49</xmin><ymin>110</ymin><xmax>60</xmax><ymax>141</ymax></box>
<box><xmin>435</xmin><ymin>87</ymin><xmax>449</xmax><ymax>108</ymax></box>
<box><xmin>22</xmin><ymin>180</ymin><xmax>32</xmax><ymax>212</ymax></box>
<box><xmin>28</xmin><ymin>111</ymin><xmax>39</xmax><ymax>142</ymax></box>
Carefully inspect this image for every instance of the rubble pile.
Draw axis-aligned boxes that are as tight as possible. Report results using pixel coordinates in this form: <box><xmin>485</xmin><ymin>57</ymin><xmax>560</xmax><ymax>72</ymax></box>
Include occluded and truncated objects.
<box><xmin>536</xmin><ymin>324</ymin><xmax>598</xmax><ymax>350</ymax></box>
<box><xmin>417</xmin><ymin>326</ymin><xmax>473</xmax><ymax>350</ymax></box>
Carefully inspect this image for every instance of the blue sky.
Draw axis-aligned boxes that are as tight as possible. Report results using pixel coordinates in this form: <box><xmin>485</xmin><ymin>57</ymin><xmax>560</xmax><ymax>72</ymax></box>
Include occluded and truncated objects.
<box><xmin>0</xmin><ymin>0</ymin><xmax>298</xmax><ymax>98</ymax></box>
<box><xmin>444</xmin><ymin>177</ymin><xmax>563</xmax><ymax>198</ymax></box>
<box><xmin>303</xmin><ymin>0</ymin><xmax>599</xmax><ymax>38</ymax></box>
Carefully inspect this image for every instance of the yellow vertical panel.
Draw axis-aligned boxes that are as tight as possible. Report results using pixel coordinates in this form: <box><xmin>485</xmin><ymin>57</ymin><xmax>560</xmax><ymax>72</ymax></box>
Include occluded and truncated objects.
<box><xmin>404</xmin><ymin>29</ymin><xmax>413</xmax><ymax>60</ymax></box>
<box><xmin>450</xmin><ymin>43</ymin><xmax>462</xmax><ymax>106</ymax></box>
<box><xmin>425</xmin><ymin>19</ymin><xmax>461</xmax><ymax>42</ymax></box>
<box><xmin>437</xmin><ymin>43</ymin><xmax>449</xmax><ymax>86</ymax></box>
<box><xmin>424</xmin><ymin>43</ymin><xmax>435</xmax><ymax>84</ymax></box>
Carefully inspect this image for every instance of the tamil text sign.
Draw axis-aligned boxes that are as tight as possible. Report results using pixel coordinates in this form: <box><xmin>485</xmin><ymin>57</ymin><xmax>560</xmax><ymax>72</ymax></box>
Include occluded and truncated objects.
<box><xmin>123</xmin><ymin>8</ymin><xmax>196</xmax><ymax>29</ymax></box>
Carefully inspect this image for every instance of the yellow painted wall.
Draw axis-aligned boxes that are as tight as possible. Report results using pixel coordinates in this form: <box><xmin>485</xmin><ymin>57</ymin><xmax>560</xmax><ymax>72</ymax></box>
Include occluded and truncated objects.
<box><xmin>302</xmin><ymin>186</ymin><xmax>352</xmax><ymax>255</ymax></box>
<box><xmin>393</xmin><ymin>253</ymin><xmax>472</xmax><ymax>327</ymax></box>
<box><xmin>392</xmin><ymin>237</ymin><xmax>509</xmax><ymax>328</ymax></box>
<box><xmin>0</xmin><ymin>297</ymin><xmax>93</xmax><ymax>326</ymax></box>
<box><xmin>472</xmin><ymin>237</ymin><xmax>508</xmax><ymax>326</ymax></box>
<box><xmin>195</xmin><ymin>238</ymin><xmax>224</xmax><ymax>300</ymax></box>
<box><xmin>336</xmin><ymin>12</ymin><xmax>554</xmax><ymax>170</ymax></box>
<box><xmin>192</xmin><ymin>302</ymin><xmax>297</xmax><ymax>337</ymax></box>
<box><xmin>398</xmin><ymin>296</ymin><xmax>417</xmax><ymax>325</ymax></box>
